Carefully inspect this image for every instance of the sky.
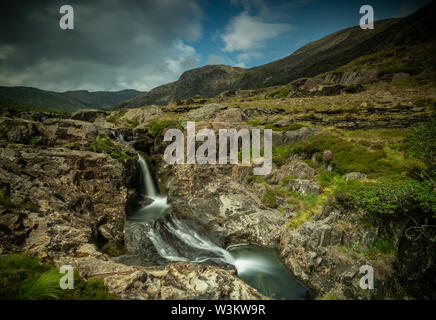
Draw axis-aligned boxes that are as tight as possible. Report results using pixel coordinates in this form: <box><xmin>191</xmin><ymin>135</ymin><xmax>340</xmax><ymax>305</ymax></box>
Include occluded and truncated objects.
<box><xmin>0</xmin><ymin>0</ymin><xmax>431</xmax><ymax>92</ymax></box>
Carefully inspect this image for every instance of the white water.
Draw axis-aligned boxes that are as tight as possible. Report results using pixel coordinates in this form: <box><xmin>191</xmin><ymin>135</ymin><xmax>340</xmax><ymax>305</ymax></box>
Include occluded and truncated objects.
<box><xmin>113</xmin><ymin>132</ymin><xmax>307</xmax><ymax>299</ymax></box>
<box><xmin>132</xmin><ymin>154</ymin><xmax>234</xmax><ymax>266</ymax></box>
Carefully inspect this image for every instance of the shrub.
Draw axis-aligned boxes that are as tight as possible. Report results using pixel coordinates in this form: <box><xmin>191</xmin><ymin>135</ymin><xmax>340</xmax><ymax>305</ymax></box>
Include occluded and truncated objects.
<box><xmin>405</xmin><ymin>120</ymin><xmax>436</xmax><ymax>172</ymax></box>
<box><xmin>335</xmin><ymin>180</ymin><xmax>436</xmax><ymax>217</ymax></box>
<box><xmin>265</xmin><ymin>88</ymin><xmax>290</xmax><ymax>99</ymax></box>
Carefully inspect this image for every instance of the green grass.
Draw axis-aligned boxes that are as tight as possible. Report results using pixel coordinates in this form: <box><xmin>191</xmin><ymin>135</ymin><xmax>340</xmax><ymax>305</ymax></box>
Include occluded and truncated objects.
<box><xmin>90</xmin><ymin>135</ymin><xmax>137</xmax><ymax>165</ymax></box>
<box><xmin>0</xmin><ymin>253</ymin><xmax>116</xmax><ymax>300</ymax></box>
<box><xmin>146</xmin><ymin>119</ymin><xmax>184</xmax><ymax>136</ymax></box>
<box><xmin>273</xmin><ymin>133</ymin><xmax>425</xmax><ymax>179</ymax></box>
<box><xmin>286</xmin><ymin>193</ymin><xmax>324</xmax><ymax>229</ymax></box>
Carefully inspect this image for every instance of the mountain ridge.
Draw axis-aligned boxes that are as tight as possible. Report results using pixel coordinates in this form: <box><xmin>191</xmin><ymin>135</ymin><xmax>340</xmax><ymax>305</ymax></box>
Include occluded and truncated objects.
<box><xmin>119</xmin><ymin>1</ymin><xmax>435</xmax><ymax>107</ymax></box>
<box><xmin>0</xmin><ymin>86</ymin><xmax>142</xmax><ymax>113</ymax></box>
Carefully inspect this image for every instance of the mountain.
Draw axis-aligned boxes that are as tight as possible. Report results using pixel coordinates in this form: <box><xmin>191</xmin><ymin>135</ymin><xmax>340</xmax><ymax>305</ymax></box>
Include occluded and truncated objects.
<box><xmin>120</xmin><ymin>1</ymin><xmax>435</xmax><ymax>107</ymax></box>
<box><xmin>0</xmin><ymin>86</ymin><xmax>141</xmax><ymax>113</ymax></box>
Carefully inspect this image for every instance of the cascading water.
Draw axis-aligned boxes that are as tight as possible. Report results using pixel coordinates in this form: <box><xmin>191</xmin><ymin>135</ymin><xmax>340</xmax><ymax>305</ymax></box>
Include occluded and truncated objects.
<box><xmin>130</xmin><ymin>153</ymin><xmax>234</xmax><ymax>266</ymax></box>
<box><xmin>113</xmin><ymin>131</ymin><xmax>309</xmax><ymax>299</ymax></box>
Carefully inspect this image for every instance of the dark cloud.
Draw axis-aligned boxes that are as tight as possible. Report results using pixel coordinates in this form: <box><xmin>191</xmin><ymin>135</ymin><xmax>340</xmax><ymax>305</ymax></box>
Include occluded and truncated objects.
<box><xmin>0</xmin><ymin>0</ymin><xmax>203</xmax><ymax>91</ymax></box>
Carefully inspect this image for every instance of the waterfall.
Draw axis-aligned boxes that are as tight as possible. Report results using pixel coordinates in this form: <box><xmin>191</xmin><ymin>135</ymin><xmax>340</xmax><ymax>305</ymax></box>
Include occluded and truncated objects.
<box><xmin>138</xmin><ymin>154</ymin><xmax>158</xmax><ymax>197</ymax></box>
<box><xmin>132</xmin><ymin>154</ymin><xmax>235</xmax><ymax>266</ymax></box>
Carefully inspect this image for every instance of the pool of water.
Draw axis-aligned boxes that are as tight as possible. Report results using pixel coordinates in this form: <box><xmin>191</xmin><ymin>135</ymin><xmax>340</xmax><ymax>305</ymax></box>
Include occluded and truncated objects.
<box><xmin>227</xmin><ymin>244</ymin><xmax>310</xmax><ymax>300</ymax></box>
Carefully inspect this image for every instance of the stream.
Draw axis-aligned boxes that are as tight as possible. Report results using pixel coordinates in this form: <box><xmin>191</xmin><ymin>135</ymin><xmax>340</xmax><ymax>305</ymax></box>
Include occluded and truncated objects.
<box><xmin>115</xmin><ymin>132</ymin><xmax>310</xmax><ymax>299</ymax></box>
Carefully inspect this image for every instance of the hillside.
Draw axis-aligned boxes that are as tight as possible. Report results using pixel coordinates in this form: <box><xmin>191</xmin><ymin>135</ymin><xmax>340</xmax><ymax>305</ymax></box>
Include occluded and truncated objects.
<box><xmin>120</xmin><ymin>1</ymin><xmax>435</xmax><ymax>107</ymax></box>
<box><xmin>0</xmin><ymin>86</ymin><xmax>141</xmax><ymax>113</ymax></box>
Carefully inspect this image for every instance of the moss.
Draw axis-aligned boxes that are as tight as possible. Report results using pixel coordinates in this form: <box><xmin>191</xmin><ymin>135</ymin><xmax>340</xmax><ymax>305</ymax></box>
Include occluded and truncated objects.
<box><xmin>126</xmin><ymin>116</ymin><xmax>139</xmax><ymax>129</ymax></box>
<box><xmin>101</xmin><ymin>241</ymin><xmax>126</xmax><ymax>257</ymax></box>
<box><xmin>367</xmin><ymin>238</ymin><xmax>396</xmax><ymax>257</ymax></box>
<box><xmin>0</xmin><ymin>253</ymin><xmax>117</xmax><ymax>300</ymax></box>
<box><xmin>90</xmin><ymin>135</ymin><xmax>137</xmax><ymax>165</ymax></box>
<box><xmin>30</xmin><ymin>136</ymin><xmax>42</xmax><ymax>145</ymax></box>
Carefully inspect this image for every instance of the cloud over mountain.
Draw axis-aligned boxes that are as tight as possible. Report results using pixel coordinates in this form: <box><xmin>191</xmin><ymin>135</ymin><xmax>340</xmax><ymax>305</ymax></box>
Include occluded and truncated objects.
<box><xmin>0</xmin><ymin>0</ymin><xmax>203</xmax><ymax>92</ymax></box>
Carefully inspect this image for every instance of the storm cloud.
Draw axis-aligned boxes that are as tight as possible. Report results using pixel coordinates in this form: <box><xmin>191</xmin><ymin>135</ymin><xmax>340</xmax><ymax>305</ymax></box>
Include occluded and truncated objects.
<box><xmin>0</xmin><ymin>0</ymin><xmax>204</xmax><ymax>91</ymax></box>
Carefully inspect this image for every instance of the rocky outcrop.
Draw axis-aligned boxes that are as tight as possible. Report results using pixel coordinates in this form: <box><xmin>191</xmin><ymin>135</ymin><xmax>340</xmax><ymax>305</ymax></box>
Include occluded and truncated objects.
<box><xmin>0</xmin><ymin>116</ymin><xmax>138</xmax><ymax>258</ymax></box>
<box><xmin>55</xmin><ymin>245</ymin><xmax>265</xmax><ymax>300</ymax></box>
<box><xmin>163</xmin><ymin>163</ymin><xmax>288</xmax><ymax>248</ymax></box>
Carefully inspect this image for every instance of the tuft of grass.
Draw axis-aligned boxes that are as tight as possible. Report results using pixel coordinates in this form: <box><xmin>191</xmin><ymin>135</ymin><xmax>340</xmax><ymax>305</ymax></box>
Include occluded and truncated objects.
<box><xmin>0</xmin><ymin>253</ymin><xmax>117</xmax><ymax>300</ymax></box>
<box><xmin>261</xmin><ymin>186</ymin><xmax>277</xmax><ymax>208</ymax></box>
